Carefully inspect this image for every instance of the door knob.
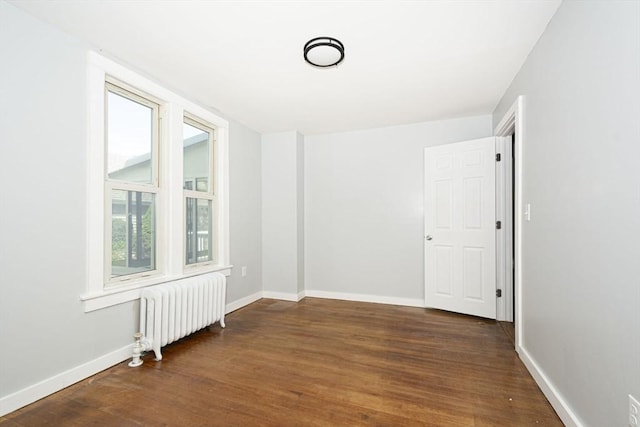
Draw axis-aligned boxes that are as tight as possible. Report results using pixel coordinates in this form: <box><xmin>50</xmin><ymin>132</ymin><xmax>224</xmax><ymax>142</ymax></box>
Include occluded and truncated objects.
<box><xmin>425</xmin><ymin>235</ymin><xmax>433</xmax><ymax>241</ymax></box>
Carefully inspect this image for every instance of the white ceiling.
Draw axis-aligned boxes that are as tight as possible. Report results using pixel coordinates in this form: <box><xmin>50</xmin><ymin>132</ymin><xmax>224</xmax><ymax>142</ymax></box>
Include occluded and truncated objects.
<box><xmin>10</xmin><ymin>0</ymin><xmax>561</xmax><ymax>135</ymax></box>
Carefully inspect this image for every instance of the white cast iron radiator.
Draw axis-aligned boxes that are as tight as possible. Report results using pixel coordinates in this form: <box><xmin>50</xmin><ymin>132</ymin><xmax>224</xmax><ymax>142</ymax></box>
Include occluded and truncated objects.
<box><xmin>137</xmin><ymin>272</ymin><xmax>226</xmax><ymax>362</ymax></box>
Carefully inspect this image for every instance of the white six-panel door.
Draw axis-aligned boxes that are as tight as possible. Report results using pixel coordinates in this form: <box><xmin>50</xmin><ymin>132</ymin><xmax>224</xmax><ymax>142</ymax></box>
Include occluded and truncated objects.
<box><xmin>424</xmin><ymin>137</ymin><xmax>496</xmax><ymax>319</ymax></box>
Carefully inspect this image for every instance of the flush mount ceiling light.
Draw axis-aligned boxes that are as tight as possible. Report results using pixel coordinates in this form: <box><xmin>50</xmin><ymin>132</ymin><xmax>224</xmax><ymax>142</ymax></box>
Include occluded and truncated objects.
<box><xmin>303</xmin><ymin>37</ymin><xmax>345</xmax><ymax>68</ymax></box>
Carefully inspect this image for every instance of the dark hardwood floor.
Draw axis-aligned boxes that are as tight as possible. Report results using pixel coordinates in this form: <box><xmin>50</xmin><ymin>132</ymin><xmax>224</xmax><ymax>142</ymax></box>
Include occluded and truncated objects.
<box><xmin>1</xmin><ymin>298</ymin><xmax>562</xmax><ymax>426</ymax></box>
<box><xmin>498</xmin><ymin>321</ymin><xmax>516</xmax><ymax>348</ymax></box>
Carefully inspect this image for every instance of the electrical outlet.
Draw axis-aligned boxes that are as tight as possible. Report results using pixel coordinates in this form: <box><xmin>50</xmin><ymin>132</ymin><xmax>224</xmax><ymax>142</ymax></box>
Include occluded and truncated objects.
<box><xmin>241</xmin><ymin>266</ymin><xmax>247</xmax><ymax>277</ymax></box>
<box><xmin>630</xmin><ymin>394</ymin><xmax>640</xmax><ymax>427</ymax></box>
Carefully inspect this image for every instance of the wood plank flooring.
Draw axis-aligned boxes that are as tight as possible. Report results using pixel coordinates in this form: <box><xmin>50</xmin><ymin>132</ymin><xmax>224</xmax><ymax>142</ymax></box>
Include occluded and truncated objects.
<box><xmin>2</xmin><ymin>298</ymin><xmax>562</xmax><ymax>426</ymax></box>
<box><xmin>498</xmin><ymin>321</ymin><xmax>516</xmax><ymax>347</ymax></box>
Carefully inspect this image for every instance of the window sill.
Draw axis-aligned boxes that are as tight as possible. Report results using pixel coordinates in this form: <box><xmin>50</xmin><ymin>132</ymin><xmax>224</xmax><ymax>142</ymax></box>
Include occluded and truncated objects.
<box><xmin>80</xmin><ymin>265</ymin><xmax>232</xmax><ymax>312</ymax></box>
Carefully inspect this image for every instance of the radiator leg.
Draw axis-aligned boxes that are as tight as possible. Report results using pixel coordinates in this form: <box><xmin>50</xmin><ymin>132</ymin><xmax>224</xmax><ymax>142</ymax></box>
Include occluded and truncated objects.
<box><xmin>153</xmin><ymin>345</ymin><xmax>163</xmax><ymax>361</ymax></box>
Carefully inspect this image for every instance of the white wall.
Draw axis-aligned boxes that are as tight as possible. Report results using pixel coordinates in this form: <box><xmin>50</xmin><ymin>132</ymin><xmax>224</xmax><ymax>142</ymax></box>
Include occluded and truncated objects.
<box><xmin>228</xmin><ymin>119</ymin><xmax>263</xmax><ymax>303</ymax></box>
<box><xmin>304</xmin><ymin>116</ymin><xmax>492</xmax><ymax>304</ymax></box>
<box><xmin>0</xmin><ymin>1</ymin><xmax>263</xmax><ymax>411</ymax></box>
<box><xmin>261</xmin><ymin>131</ymin><xmax>304</xmax><ymax>298</ymax></box>
<box><xmin>492</xmin><ymin>1</ymin><xmax>640</xmax><ymax>425</ymax></box>
<box><xmin>0</xmin><ymin>0</ymin><xmax>136</xmax><ymax>400</ymax></box>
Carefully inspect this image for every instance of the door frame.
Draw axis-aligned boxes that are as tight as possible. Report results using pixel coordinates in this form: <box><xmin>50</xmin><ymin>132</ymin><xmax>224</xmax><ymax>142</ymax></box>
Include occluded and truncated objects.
<box><xmin>494</xmin><ymin>95</ymin><xmax>524</xmax><ymax>351</ymax></box>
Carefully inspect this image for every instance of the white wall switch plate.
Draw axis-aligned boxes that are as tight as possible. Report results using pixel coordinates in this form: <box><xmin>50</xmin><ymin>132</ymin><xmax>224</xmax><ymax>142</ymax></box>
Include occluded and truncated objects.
<box><xmin>241</xmin><ymin>266</ymin><xmax>247</xmax><ymax>277</ymax></box>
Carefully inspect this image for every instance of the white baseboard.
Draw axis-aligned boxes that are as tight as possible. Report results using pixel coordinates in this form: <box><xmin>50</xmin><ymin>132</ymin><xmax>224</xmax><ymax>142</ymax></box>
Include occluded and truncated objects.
<box><xmin>244</xmin><ymin>289</ymin><xmax>424</xmax><ymax>308</ymax></box>
<box><xmin>304</xmin><ymin>290</ymin><xmax>425</xmax><ymax>308</ymax></box>
<box><xmin>517</xmin><ymin>344</ymin><xmax>583</xmax><ymax>427</ymax></box>
<box><xmin>261</xmin><ymin>291</ymin><xmax>304</xmax><ymax>302</ymax></box>
<box><xmin>226</xmin><ymin>291</ymin><xmax>262</xmax><ymax>314</ymax></box>
<box><xmin>0</xmin><ymin>344</ymin><xmax>132</xmax><ymax>417</ymax></box>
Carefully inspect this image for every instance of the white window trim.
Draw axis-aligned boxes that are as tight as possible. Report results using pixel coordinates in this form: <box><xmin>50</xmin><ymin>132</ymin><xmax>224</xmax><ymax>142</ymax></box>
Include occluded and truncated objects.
<box><xmin>82</xmin><ymin>51</ymin><xmax>231</xmax><ymax>312</ymax></box>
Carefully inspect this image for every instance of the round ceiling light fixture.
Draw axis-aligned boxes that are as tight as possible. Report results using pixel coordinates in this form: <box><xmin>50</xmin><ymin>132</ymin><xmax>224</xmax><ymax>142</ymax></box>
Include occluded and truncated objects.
<box><xmin>303</xmin><ymin>37</ymin><xmax>345</xmax><ymax>68</ymax></box>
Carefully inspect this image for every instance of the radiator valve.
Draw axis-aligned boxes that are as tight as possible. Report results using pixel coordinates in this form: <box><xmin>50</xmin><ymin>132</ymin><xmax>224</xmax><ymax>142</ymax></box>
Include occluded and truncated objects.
<box><xmin>128</xmin><ymin>332</ymin><xmax>144</xmax><ymax>367</ymax></box>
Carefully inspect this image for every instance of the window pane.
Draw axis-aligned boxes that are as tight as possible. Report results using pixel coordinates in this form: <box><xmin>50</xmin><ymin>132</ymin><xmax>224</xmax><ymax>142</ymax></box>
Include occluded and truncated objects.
<box><xmin>107</xmin><ymin>90</ymin><xmax>154</xmax><ymax>183</ymax></box>
<box><xmin>183</xmin><ymin>121</ymin><xmax>210</xmax><ymax>192</ymax></box>
<box><xmin>186</xmin><ymin>198</ymin><xmax>213</xmax><ymax>265</ymax></box>
<box><xmin>111</xmin><ymin>189</ymin><xmax>155</xmax><ymax>278</ymax></box>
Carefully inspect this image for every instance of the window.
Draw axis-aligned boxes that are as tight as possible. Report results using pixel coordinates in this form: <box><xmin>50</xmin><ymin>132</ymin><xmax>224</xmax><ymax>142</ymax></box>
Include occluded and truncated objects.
<box><xmin>105</xmin><ymin>83</ymin><xmax>159</xmax><ymax>283</ymax></box>
<box><xmin>83</xmin><ymin>52</ymin><xmax>230</xmax><ymax>312</ymax></box>
<box><xmin>183</xmin><ymin>116</ymin><xmax>216</xmax><ymax>266</ymax></box>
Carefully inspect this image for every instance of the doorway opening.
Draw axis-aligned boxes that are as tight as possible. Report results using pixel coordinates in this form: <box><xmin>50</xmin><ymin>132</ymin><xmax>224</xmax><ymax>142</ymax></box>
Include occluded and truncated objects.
<box><xmin>494</xmin><ymin>95</ymin><xmax>524</xmax><ymax>352</ymax></box>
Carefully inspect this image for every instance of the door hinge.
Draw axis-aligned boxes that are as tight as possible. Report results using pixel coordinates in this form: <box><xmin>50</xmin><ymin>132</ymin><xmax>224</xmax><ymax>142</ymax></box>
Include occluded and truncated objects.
<box><xmin>496</xmin><ymin>220</ymin><xmax>502</xmax><ymax>230</ymax></box>
<box><xmin>496</xmin><ymin>153</ymin><xmax>501</xmax><ymax>162</ymax></box>
<box><xmin>496</xmin><ymin>289</ymin><xmax>502</xmax><ymax>298</ymax></box>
